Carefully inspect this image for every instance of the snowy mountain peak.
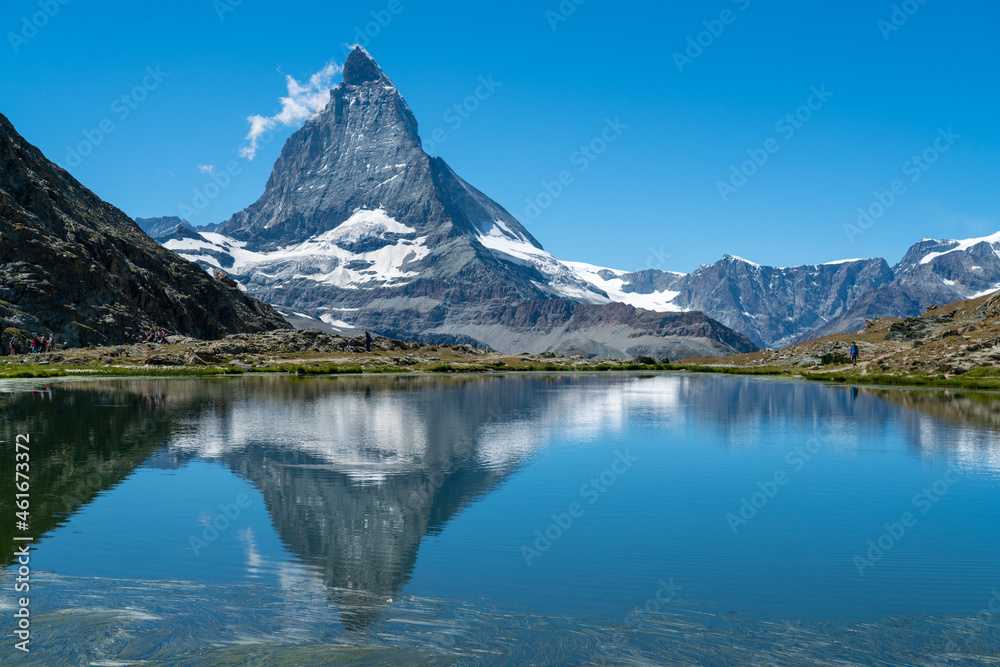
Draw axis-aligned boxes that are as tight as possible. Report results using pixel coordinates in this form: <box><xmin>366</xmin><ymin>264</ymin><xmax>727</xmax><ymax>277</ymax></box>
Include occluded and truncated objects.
<box><xmin>343</xmin><ymin>46</ymin><xmax>391</xmax><ymax>86</ymax></box>
<box><xmin>722</xmin><ymin>254</ymin><xmax>761</xmax><ymax>268</ymax></box>
<box><xmin>916</xmin><ymin>231</ymin><xmax>1000</xmax><ymax>265</ymax></box>
<box><xmin>158</xmin><ymin>50</ymin><xmax>759</xmax><ymax>360</ymax></box>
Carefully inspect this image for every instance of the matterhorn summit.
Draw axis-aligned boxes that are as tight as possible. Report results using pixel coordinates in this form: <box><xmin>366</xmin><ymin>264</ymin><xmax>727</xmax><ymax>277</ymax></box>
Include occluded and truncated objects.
<box><xmin>164</xmin><ymin>48</ymin><xmax>755</xmax><ymax>359</ymax></box>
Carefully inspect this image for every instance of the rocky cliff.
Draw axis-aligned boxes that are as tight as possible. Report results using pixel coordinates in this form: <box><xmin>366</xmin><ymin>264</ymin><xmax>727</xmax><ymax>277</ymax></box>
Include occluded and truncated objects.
<box><xmin>0</xmin><ymin>112</ymin><xmax>289</xmax><ymax>346</ymax></box>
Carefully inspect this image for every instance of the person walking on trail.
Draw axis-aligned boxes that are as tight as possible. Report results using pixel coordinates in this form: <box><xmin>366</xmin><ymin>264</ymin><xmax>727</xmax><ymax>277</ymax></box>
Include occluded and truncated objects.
<box><xmin>850</xmin><ymin>342</ymin><xmax>859</xmax><ymax>366</ymax></box>
<box><xmin>365</xmin><ymin>331</ymin><xmax>373</xmax><ymax>353</ymax></box>
<box><xmin>8</xmin><ymin>338</ymin><xmax>15</xmax><ymax>357</ymax></box>
<box><xmin>46</xmin><ymin>334</ymin><xmax>53</xmax><ymax>352</ymax></box>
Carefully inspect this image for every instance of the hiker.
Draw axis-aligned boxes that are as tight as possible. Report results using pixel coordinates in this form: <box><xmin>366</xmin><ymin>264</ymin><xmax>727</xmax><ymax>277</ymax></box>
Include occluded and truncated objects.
<box><xmin>145</xmin><ymin>328</ymin><xmax>155</xmax><ymax>342</ymax></box>
<box><xmin>850</xmin><ymin>342</ymin><xmax>859</xmax><ymax>366</ymax></box>
<box><xmin>365</xmin><ymin>331</ymin><xmax>373</xmax><ymax>353</ymax></box>
<box><xmin>46</xmin><ymin>334</ymin><xmax>54</xmax><ymax>352</ymax></box>
<box><xmin>8</xmin><ymin>338</ymin><xmax>15</xmax><ymax>356</ymax></box>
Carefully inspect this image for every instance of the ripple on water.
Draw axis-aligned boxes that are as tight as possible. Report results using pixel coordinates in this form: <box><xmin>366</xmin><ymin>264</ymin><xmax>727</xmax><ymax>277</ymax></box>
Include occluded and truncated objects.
<box><xmin>0</xmin><ymin>573</ymin><xmax>998</xmax><ymax>666</ymax></box>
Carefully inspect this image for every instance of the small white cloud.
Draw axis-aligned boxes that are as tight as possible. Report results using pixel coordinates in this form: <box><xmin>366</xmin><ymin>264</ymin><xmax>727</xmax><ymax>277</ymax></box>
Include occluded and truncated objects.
<box><xmin>198</xmin><ymin>164</ymin><xmax>216</xmax><ymax>174</ymax></box>
<box><xmin>239</xmin><ymin>62</ymin><xmax>342</xmax><ymax>160</ymax></box>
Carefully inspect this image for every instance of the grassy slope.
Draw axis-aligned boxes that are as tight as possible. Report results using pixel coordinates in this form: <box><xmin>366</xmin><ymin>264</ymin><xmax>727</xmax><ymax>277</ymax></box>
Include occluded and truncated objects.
<box><xmin>677</xmin><ymin>290</ymin><xmax>1000</xmax><ymax>389</ymax></box>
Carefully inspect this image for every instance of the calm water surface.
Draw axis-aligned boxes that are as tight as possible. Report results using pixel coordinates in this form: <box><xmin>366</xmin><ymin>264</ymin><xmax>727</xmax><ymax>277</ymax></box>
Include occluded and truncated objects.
<box><xmin>1</xmin><ymin>373</ymin><xmax>999</xmax><ymax>664</ymax></box>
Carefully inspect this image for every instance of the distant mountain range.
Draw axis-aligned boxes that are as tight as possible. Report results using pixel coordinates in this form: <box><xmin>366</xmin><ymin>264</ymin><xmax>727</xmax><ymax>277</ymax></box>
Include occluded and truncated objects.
<box><xmin>154</xmin><ymin>49</ymin><xmax>1000</xmax><ymax>354</ymax></box>
<box><xmin>135</xmin><ymin>215</ymin><xmax>192</xmax><ymax>240</ymax></box>
<box><xmin>0</xmin><ymin>112</ymin><xmax>288</xmax><ymax>346</ymax></box>
<box><xmin>584</xmin><ymin>232</ymin><xmax>1000</xmax><ymax>348</ymax></box>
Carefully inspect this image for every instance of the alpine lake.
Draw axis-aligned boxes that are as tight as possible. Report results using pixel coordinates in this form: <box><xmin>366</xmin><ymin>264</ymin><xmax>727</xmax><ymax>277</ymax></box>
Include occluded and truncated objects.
<box><xmin>1</xmin><ymin>372</ymin><xmax>999</xmax><ymax>665</ymax></box>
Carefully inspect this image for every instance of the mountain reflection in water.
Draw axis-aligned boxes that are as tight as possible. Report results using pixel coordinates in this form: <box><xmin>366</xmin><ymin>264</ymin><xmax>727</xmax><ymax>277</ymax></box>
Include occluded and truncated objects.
<box><xmin>1</xmin><ymin>374</ymin><xmax>999</xmax><ymax>664</ymax></box>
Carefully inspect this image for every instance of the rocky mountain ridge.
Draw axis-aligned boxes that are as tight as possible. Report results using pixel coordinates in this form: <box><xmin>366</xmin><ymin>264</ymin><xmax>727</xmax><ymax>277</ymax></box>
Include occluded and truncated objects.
<box><xmin>0</xmin><ymin>112</ymin><xmax>289</xmax><ymax>346</ymax></box>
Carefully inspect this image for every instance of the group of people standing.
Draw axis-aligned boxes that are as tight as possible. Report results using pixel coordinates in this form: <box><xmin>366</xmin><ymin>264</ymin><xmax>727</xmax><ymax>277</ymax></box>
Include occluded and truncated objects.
<box><xmin>144</xmin><ymin>328</ymin><xmax>168</xmax><ymax>344</ymax></box>
<box><xmin>8</xmin><ymin>334</ymin><xmax>54</xmax><ymax>356</ymax></box>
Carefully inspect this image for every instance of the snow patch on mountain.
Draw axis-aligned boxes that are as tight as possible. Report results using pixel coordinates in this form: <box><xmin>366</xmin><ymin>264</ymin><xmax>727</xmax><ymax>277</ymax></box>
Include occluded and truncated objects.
<box><xmin>476</xmin><ymin>223</ymin><xmax>685</xmax><ymax>311</ymax></box>
<box><xmin>165</xmin><ymin>209</ymin><xmax>428</xmax><ymax>289</ymax></box>
<box><xmin>562</xmin><ymin>261</ymin><xmax>685</xmax><ymax>313</ymax></box>
<box><xmin>476</xmin><ymin>222</ymin><xmax>607</xmax><ymax>301</ymax></box>
<box><xmin>919</xmin><ymin>231</ymin><xmax>1000</xmax><ymax>265</ymax></box>
<box><xmin>968</xmin><ymin>285</ymin><xmax>1000</xmax><ymax>300</ymax></box>
<box><xmin>171</xmin><ymin>211</ymin><xmax>692</xmax><ymax>316</ymax></box>
<box><xmin>723</xmin><ymin>255</ymin><xmax>761</xmax><ymax>268</ymax></box>
<box><xmin>325</xmin><ymin>207</ymin><xmax>415</xmax><ymax>241</ymax></box>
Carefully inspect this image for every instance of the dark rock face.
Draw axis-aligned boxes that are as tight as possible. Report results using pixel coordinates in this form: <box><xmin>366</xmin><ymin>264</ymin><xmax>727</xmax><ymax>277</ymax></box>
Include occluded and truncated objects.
<box><xmin>0</xmin><ymin>112</ymin><xmax>290</xmax><ymax>346</ymax></box>
<box><xmin>162</xmin><ymin>47</ymin><xmax>755</xmax><ymax>360</ymax></box>
<box><xmin>884</xmin><ymin>314</ymin><xmax>956</xmax><ymax>341</ymax></box>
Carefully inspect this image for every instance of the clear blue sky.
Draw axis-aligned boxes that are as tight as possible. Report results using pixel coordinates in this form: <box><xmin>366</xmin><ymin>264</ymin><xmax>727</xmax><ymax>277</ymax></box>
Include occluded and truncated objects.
<box><xmin>2</xmin><ymin>0</ymin><xmax>997</xmax><ymax>273</ymax></box>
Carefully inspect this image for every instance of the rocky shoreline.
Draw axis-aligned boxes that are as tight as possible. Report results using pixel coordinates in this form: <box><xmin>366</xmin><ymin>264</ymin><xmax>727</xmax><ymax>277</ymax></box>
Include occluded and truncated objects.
<box><xmin>6</xmin><ymin>290</ymin><xmax>1000</xmax><ymax>389</ymax></box>
<box><xmin>0</xmin><ymin>328</ymin><xmax>670</xmax><ymax>378</ymax></box>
